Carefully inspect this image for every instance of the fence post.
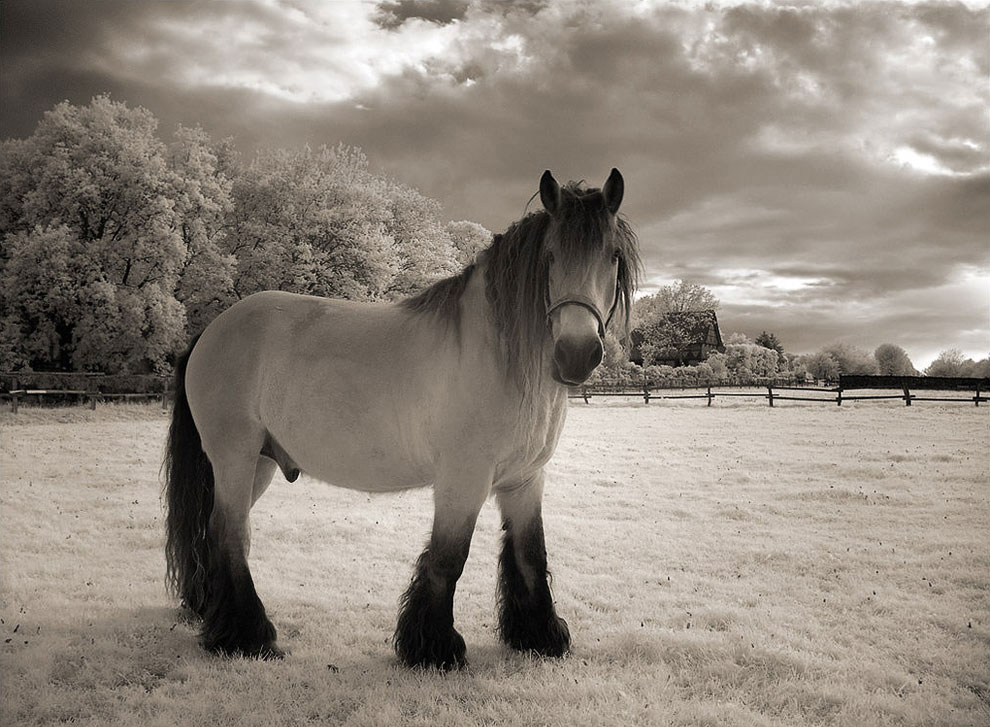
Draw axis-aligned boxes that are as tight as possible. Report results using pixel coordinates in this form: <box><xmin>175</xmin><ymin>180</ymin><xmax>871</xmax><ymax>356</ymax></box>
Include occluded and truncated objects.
<box><xmin>89</xmin><ymin>391</ymin><xmax>97</xmax><ymax>410</ymax></box>
<box><xmin>707</xmin><ymin>385</ymin><xmax>713</xmax><ymax>407</ymax></box>
<box><xmin>837</xmin><ymin>387</ymin><xmax>843</xmax><ymax>406</ymax></box>
<box><xmin>11</xmin><ymin>392</ymin><xmax>18</xmax><ymax>415</ymax></box>
<box><xmin>643</xmin><ymin>383</ymin><xmax>651</xmax><ymax>405</ymax></box>
<box><xmin>767</xmin><ymin>385</ymin><xmax>774</xmax><ymax>407</ymax></box>
<box><xmin>903</xmin><ymin>387</ymin><xmax>912</xmax><ymax>406</ymax></box>
<box><xmin>976</xmin><ymin>385</ymin><xmax>982</xmax><ymax>407</ymax></box>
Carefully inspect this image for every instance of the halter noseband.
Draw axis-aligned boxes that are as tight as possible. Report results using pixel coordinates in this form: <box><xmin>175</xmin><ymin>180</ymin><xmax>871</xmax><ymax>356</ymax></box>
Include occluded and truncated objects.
<box><xmin>546</xmin><ymin>287</ymin><xmax>621</xmax><ymax>340</ymax></box>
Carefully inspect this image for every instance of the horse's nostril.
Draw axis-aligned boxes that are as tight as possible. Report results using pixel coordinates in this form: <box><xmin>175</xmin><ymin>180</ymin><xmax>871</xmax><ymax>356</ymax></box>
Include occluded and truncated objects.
<box><xmin>553</xmin><ymin>336</ymin><xmax>604</xmax><ymax>384</ymax></box>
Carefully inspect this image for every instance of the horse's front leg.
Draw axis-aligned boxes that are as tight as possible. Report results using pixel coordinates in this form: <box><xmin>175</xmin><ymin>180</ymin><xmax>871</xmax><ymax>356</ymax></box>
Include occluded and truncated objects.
<box><xmin>495</xmin><ymin>470</ymin><xmax>571</xmax><ymax>657</ymax></box>
<box><xmin>394</xmin><ymin>464</ymin><xmax>492</xmax><ymax>670</ymax></box>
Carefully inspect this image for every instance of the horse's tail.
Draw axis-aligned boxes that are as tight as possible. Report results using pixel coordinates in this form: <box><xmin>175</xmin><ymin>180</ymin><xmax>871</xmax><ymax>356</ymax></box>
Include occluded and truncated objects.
<box><xmin>163</xmin><ymin>334</ymin><xmax>213</xmax><ymax>615</ymax></box>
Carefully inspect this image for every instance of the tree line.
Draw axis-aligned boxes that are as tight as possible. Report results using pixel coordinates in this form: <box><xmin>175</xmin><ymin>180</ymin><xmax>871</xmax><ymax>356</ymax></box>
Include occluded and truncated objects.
<box><xmin>595</xmin><ymin>281</ymin><xmax>989</xmax><ymax>385</ymax></box>
<box><xmin>0</xmin><ymin>95</ymin><xmax>489</xmax><ymax>374</ymax></box>
<box><xmin>2</xmin><ymin>96</ymin><xmax>984</xmax><ymax>381</ymax></box>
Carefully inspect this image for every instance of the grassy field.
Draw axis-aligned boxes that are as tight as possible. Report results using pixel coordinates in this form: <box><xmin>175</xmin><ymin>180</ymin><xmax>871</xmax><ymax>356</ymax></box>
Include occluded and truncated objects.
<box><xmin>1</xmin><ymin>400</ymin><xmax>988</xmax><ymax>726</ymax></box>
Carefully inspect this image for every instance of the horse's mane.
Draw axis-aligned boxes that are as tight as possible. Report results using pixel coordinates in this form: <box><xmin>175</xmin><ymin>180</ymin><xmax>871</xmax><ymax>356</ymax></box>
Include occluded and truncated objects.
<box><xmin>401</xmin><ymin>181</ymin><xmax>641</xmax><ymax>393</ymax></box>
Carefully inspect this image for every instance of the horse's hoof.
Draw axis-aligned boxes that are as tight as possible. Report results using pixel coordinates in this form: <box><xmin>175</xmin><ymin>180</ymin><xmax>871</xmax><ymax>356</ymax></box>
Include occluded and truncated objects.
<box><xmin>395</xmin><ymin>627</ymin><xmax>467</xmax><ymax>671</ymax></box>
<box><xmin>204</xmin><ymin>639</ymin><xmax>286</xmax><ymax>660</ymax></box>
<box><xmin>503</xmin><ymin>614</ymin><xmax>571</xmax><ymax>658</ymax></box>
<box><xmin>406</xmin><ymin>651</ymin><xmax>467</xmax><ymax>672</ymax></box>
<box><xmin>257</xmin><ymin>642</ymin><xmax>286</xmax><ymax>660</ymax></box>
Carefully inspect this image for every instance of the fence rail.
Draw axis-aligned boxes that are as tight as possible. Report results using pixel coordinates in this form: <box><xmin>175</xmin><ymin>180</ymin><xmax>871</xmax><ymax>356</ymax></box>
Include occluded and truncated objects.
<box><xmin>569</xmin><ymin>376</ymin><xmax>988</xmax><ymax>407</ymax></box>
<box><xmin>1</xmin><ymin>371</ymin><xmax>170</xmax><ymax>414</ymax></box>
<box><xmin>2</xmin><ymin>372</ymin><xmax>987</xmax><ymax>413</ymax></box>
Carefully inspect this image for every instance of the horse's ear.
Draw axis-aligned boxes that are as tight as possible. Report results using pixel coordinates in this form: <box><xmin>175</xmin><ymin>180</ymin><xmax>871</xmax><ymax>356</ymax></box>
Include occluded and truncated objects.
<box><xmin>602</xmin><ymin>168</ymin><xmax>624</xmax><ymax>214</ymax></box>
<box><xmin>540</xmin><ymin>170</ymin><xmax>561</xmax><ymax>214</ymax></box>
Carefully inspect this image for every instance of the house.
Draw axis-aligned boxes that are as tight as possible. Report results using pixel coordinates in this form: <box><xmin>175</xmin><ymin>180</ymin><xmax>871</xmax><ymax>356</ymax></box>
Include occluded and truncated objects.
<box><xmin>630</xmin><ymin>309</ymin><xmax>725</xmax><ymax>367</ymax></box>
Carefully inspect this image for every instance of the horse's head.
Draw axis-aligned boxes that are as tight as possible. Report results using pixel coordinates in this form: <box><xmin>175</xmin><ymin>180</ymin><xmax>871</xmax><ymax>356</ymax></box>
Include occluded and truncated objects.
<box><xmin>540</xmin><ymin>168</ymin><xmax>638</xmax><ymax>386</ymax></box>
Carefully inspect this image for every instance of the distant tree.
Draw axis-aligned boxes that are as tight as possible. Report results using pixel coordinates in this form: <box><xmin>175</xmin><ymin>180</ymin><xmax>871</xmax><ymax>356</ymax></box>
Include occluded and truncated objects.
<box><xmin>446</xmin><ymin>220</ymin><xmax>491</xmax><ymax>267</ymax></box>
<box><xmin>725</xmin><ymin>332</ymin><xmax>751</xmax><ymax>345</ymax></box>
<box><xmin>1</xmin><ymin>225</ymin><xmax>84</xmax><ymax>370</ymax></box>
<box><xmin>874</xmin><ymin>343</ymin><xmax>918</xmax><ymax>376</ymax></box>
<box><xmin>724</xmin><ymin>342</ymin><xmax>779</xmax><ymax>379</ymax></box>
<box><xmin>961</xmin><ymin>357</ymin><xmax>990</xmax><ymax>377</ymax></box>
<box><xmin>819</xmin><ymin>342</ymin><xmax>878</xmax><ymax>376</ymax></box>
<box><xmin>925</xmin><ymin>349</ymin><xmax>967</xmax><ymax>377</ymax></box>
<box><xmin>167</xmin><ymin>124</ymin><xmax>238</xmax><ymax>335</ymax></box>
<box><xmin>226</xmin><ymin>145</ymin><xmax>465</xmax><ymax>302</ymax></box>
<box><xmin>781</xmin><ymin>351</ymin><xmax>808</xmax><ymax>375</ymax></box>
<box><xmin>706</xmin><ymin>351</ymin><xmax>729</xmax><ymax>380</ymax></box>
<box><xmin>755</xmin><ymin>331</ymin><xmax>784</xmax><ymax>367</ymax></box>
<box><xmin>633</xmin><ymin>282</ymin><xmax>720</xmax><ymax>367</ymax></box>
<box><xmin>0</xmin><ymin>96</ymin><xmax>497</xmax><ymax>372</ymax></box>
<box><xmin>633</xmin><ymin>280</ymin><xmax>719</xmax><ymax>326</ymax></box>
<box><xmin>638</xmin><ymin>314</ymin><xmax>697</xmax><ymax>366</ymax></box>
<box><xmin>0</xmin><ymin>95</ymin><xmax>185</xmax><ymax>372</ymax></box>
<box><xmin>803</xmin><ymin>351</ymin><xmax>840</xmax><ymax>381</ymax></box>
<box><xmin>382</xmin><ymin>181</ymin><xmax>462</xmax><ymax>298</ymax></box>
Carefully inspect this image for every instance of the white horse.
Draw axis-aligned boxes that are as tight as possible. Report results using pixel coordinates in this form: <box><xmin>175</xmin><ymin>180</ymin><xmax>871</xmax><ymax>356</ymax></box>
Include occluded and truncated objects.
<box><xmin>164</xmin><ymin>168</ymin><xmax>641</xmax><ymax>669</ymax></box>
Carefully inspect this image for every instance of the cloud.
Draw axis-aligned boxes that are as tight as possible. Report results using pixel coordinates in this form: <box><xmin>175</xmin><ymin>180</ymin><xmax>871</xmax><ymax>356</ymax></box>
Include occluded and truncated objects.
<box><xmin>373</xmin><ymin>0</ymin><xmax>470</xmax><ymax>30</ymax></box>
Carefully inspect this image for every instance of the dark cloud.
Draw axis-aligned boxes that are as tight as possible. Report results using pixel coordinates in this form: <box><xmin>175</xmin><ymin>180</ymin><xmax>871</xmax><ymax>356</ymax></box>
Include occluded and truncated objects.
<box><xmin>373</xmin><ymin>0</ymin><xmax>469</xmax><ymax>30</ymax></box>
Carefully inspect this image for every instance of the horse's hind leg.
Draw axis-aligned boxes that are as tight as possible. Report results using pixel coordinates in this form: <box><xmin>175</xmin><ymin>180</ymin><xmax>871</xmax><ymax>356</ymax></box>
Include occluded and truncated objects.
<box><xmin>201</xmin><ymin>443</ymin><xmax>282</xmax><ymax>659</ymax></box>
<box><xmin>495</xmin><ymin>470</ymin><xmax>570</xmax><ymax>657</ymax></box>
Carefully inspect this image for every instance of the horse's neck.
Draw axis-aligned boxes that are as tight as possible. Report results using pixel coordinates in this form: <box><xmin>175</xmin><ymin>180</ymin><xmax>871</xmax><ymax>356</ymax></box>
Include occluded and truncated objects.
<box><xmin>460</xmin><ymin>259</ymin><xmax>566</xmax><ymax>416</ymax></box>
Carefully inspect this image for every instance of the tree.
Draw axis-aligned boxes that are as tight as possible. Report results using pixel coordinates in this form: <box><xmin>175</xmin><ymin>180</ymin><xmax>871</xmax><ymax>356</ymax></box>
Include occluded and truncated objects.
<box><xmin>874</xmin><ymin>344</ymin><xmax>918</xmax><ymax>376</ymax></box>
<box><xmin>961</xmin><ymin>357</ymin><xmax>990</xmax><ymax>377</ymax></box>
<box><xmin>638</xmin><ymin>314</ymin><xmax>697</xmax><ymax>366</ymax></box>
<box><xmin>0</xmin><ymin>95</ymin><xmax>185</xmax><ymax>372</ymax></box>
<box><xmin>925</xmin><ymin>349</ymin><xmax>966</xmax><ymax>377</ymax></box>
<box><xmin>446</xmin><ymin>220</ymin><xmax>491</xmax><ymax>267</ymax></box>
<box><xmin>819</xmin><ymin>342</ymin><xmax>878</xmax><ymax>376</ymax></box>
<box><xmin>755</xmin><ymin>331</ymin><xmax>784</xmax><ymax>369</ymax></box>
<box><xmin>168</xmin><ymin>125</ymin><xmax>238</xmax><ymax>335</ymax></box>
<box><xmin>381</xmin><ymin>181</ymin><xmax>461</xmax><ymax>298</ymax></box>
<box><xmin>633</xmin><ymin>280</ymin><xmax>719</xmax><ymax>326</ymax></box>
<box><xmin>724</xmin><ymin>342</ymin><xmax>778</xmax><ymax>379</ymax></box>
<box><xmin>803</xmin><ymin>351</ymin><xmax>840</xmax><ymax>381</ymax></box>
<box><xmin>632</xmin><ymin>281</ymin><xmax>720</xmax><ymax>367</ymax></box>
<box><xmin>0</xmin><ymin>96</ymin><xmax>501</xmax><ymax>372</ymax></box>
<box><xmin>226</xmin><ymin>145</ymin><xmax>465</xmax><ymax>303</ymax></box>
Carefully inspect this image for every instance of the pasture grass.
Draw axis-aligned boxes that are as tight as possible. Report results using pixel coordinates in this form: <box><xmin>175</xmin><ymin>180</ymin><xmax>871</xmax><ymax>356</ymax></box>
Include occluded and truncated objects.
<box><xmin>1</xmin><ymin>400</ymin><xmax>988</xmax><ymax>726</ymax></box>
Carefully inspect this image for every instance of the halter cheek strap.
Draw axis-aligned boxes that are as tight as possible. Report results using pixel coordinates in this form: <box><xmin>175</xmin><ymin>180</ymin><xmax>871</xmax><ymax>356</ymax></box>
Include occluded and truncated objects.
<box><xmin>546</xmin><ymin>288</ymin><xmax>621</xmax><ymax>340</ymax></box>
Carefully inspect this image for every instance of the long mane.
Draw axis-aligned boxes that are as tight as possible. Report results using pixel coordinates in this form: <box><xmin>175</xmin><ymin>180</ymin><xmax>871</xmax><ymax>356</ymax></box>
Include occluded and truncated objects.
<box><xmin>402</xmin><ymin>182</ymin><xmax>641</xmax><ymax>393</ymax></box>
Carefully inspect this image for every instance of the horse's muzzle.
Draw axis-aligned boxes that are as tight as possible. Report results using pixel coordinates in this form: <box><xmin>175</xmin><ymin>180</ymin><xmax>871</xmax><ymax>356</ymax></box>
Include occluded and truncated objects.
<box><xmin>552</xmin><ymin>335</ymin><xmax>604</xmax><ymax>385</ymax></box>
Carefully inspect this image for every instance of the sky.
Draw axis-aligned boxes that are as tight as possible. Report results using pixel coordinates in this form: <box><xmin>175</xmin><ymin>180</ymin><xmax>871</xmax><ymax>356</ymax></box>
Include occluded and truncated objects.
<box><xmin>1</xmin><ymin>0</ymin><xmax>988</xmax><ymax>367</ymax></box>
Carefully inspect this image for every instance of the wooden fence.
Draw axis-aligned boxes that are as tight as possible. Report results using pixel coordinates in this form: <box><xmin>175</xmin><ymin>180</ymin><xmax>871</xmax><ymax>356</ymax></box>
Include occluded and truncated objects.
<box><xmin>569</xmin><ymin>375</ymin><xmax>988</xmax><ymax>407</ymax></box>
<box><xmin>1</xmin><ymin>372</ymin><xmax>170</xmax><ymax>414</ymax></box>
<box><xmin>3</xmin><ymin>372</ymin><xmax>987</xmax><ymax>413</ymax></box>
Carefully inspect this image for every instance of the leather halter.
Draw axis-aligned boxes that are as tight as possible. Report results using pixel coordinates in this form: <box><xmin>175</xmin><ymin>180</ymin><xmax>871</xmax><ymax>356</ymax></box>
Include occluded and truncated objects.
<box><xmin>546</xmin><ymin>287</ymin><xmax>621</xmax><ymax>340</ymax></box>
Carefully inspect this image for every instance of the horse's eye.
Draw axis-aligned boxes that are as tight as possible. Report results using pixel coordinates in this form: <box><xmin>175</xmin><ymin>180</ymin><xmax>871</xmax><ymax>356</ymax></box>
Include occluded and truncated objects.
<box><xmin>612</xmin><ymin>249</ymin><xmax>622</xmax><ymax>263</ymax></box>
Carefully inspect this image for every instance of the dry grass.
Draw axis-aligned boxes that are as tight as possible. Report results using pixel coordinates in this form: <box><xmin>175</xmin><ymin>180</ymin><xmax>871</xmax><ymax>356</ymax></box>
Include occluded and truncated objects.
<box><xmin>1</xmin><ymin>400</ymin><xmax>988</xmax><ymax>726</ymax></box>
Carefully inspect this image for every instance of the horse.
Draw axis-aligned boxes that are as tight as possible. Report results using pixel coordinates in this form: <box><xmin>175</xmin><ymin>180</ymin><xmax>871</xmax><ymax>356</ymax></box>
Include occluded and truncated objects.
<box><xmin>163</xmin><ymin>168</ymin><xmax>641</xmax><ymax>669</ymax></box>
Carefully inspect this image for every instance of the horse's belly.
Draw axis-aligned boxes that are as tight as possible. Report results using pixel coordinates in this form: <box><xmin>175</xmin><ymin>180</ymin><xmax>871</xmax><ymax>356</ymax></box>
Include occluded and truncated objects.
<box><xmin>304</xmin><ymin>444</ymin><xmax>432</xmax><ymax>492</ymax></box>
<box><xmin>268</xmin><ymin>413</ymin><xmax>434</xmax><ymax>493</ymax></box>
